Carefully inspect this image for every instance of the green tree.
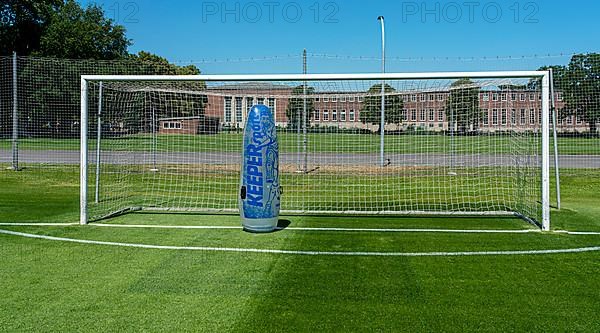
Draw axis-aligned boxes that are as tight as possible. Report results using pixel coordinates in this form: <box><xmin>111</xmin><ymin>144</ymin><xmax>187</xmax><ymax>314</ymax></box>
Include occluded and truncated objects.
<box><xmin>129</xmin><ymin>51</ymin><xmax>200</xmax><ymax>75</ymax></box>
<box><xmin>445</xmin><ymin>78</ymin><xmax>481</xmax><ymax>134</ymax></box>
<box><xmin>285</xmin><ymin>85</ymin><xmax>315</xmax><ymax>129</ymax></box>
<box><xmin>537</xmin><ymin>55</ymin><xmax>600</xmax><ymax>134</ymax></box>
<box><xmin>564</xmin><ymin>54</ymin><xmax>600</xmax><ymax>135</ymax></box>
<box><xmin>0</xmin><ymin>0</ymin><xmax>62</xmax><ymax>55</ymax></box>
<box><xmin>35</xmin><ymin>0</ymin><xmax>129</xmax><ymax>59</ymax></box>
<box><xmin>360</xmin><ymin>84</ymin><xmax>404</xmax><ymax>134</ymax></box>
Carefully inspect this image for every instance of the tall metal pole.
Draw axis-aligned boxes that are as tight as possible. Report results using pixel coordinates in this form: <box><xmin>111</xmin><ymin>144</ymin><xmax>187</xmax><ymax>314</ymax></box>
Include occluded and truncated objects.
<box><xmin>378</xmin><ymin>16</ymin><xmax>386</xmax><ymax>167</ymax></box>
<box><xmin>94</xmin><ymin>82</ymin><xmax>103</xmax><ymax>204</ymax></box>
<box><xmin>541</xmin><ymin>72</ymin><xmax>551</xmax><ymax>231</ymax></box>
<box><xmin>80</xmin><ymin>78</ymin><xmax>89</xmax><ymax>225</ymax></box>
<box><xmin>151</xmin><ymin>98</ymin><xmax>158</xmax><ymax>172</ymax></box>
<box><xmin>549</xmin><ymin>68</ymin><xmax>561</xmax><ymax>209</ymax></box>
<box><xmin>11</xmin><ymin>52</ymin><xmax>18</xmax><ymax>171</ymax></box>
<box><xmin>302</xmin><ymin>49</ymin><xmax>308</xmax><ymax>173</ymax></box>
<box><xmin>296</xmin><ymin>56</ymin><xmax>302</xmax><ymax>172</ymax></box>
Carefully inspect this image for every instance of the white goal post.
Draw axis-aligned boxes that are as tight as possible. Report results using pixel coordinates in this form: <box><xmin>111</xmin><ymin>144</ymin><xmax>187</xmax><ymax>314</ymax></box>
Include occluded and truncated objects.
<box><xmin>80</xmin><ymin>71</ymin><xmax>551</xmax><ymax>230</ymax></box>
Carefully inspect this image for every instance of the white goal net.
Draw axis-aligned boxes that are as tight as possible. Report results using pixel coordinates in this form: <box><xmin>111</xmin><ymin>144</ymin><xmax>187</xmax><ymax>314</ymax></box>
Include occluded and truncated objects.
<box><xmin>80</xmin><ymin>72</ymin><xmax>551</xmax><ymax>229</ymax></box>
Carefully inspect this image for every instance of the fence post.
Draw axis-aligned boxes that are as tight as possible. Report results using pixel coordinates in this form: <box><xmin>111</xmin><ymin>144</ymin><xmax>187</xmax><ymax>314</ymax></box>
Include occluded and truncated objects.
<box><xmin>94</xmin><ymin>82</ymin><xmax>103</xmax><ymax>203</ymax></box>
<box><xmin>549</xmin><ymin>69</ymin><xmax>561</xmax><ymax>210</ymax></box>
<box><xmin>11</xmin><ymin>52</ymin><xmax>18</xmax><ymax>171</ymax></box>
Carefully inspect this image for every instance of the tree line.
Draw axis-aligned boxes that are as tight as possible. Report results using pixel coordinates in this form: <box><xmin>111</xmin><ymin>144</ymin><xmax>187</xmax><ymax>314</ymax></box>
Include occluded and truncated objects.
<box><xmin>0</xmin><ymin>0</ymin><xmax>204</xmax><ymax>137</ymax></box>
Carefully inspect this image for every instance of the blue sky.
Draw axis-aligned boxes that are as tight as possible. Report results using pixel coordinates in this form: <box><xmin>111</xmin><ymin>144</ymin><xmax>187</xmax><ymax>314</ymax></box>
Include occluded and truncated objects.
<box><xmin>81</xmin><ymin>0</ymin><xmax>599</xmax><ymax>74</ymax></box>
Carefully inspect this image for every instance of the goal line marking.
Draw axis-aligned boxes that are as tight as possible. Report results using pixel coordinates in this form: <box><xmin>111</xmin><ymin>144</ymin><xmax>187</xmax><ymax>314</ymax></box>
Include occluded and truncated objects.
<box><xmin>1</xmin><ymin>223</ymin><xmax>599</xmax><ymax>235</ymax></box>
<box><xmin>91</xmin><ymin>224</ymin><xmax>543</xmax><ymax>234</ymax></box>
<box><xmin>1</xmin><ymin>229</ymin><xmax>598</xmax><ymax>257</ymax></box>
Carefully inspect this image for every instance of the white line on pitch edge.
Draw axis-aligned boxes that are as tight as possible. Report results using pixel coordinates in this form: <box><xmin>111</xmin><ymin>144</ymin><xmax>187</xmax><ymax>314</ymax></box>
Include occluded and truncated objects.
<box><xmin>1</xmin><ymin>223</ymin><xmax>599</xmax><ymax>236</ymax></box>
<box><xmin>0</xmin><ymin>229</ymin><xmax>599</xmax><ymax>257</ymax></box>
<box><xmin>91</xmin><ymin>224</ymin><xmax>541</xmax><ymax>234</ymax></box>
<box><xmin>0</xmin><ymin>223</ymin><xmax>79</xmax><ymax>226</ymax></box>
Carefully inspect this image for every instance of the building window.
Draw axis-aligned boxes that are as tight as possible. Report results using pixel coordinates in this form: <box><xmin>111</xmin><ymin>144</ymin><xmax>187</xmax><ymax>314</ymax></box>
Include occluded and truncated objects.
<box><xmin>224</xmin><ymin>97</ymin><xmax>232</xmax><ymax>123</ymax></box>
<box><xmin>437</xmin><ymin>94</ymin><xmax>443</xmax><ymax>101</ymax></box>
<box><xmin>576</xmin><ymin>115</ymin><xmax>582</xmax><ymax>125</ymax></box>
<box><xmin>419</xmin><ymin>110</ymin><xmax>426</xmax><ymax>122</ymax></box>
<box><xmin>314</xmin><ymin>97</ymin><xmax>320</xmax><ymax>102</ymax></box>
<box><xmin>341</xmin><ymin>110</ymin><xmax>346</xmax><ymax>121</ymax></box>
<box><xmin>529</xmin><ymin>109</ymin><xmax>536</xmax><ymax>124</ymax></box>
<box><xmin>501</xmin><ymin>109</ymin><xmax>507</xmax><ymax>125</ymax></box>
<box><xmin>411</xmin><ymin>95</ymin><xmax>417</xmax><ymax>102</ymax></box>
<box><xmin>332</xmin><ymin>110</ymin><xmax>337</xmax><ymax>121</ymax></box>
<box><xmin>268</xmin><ymin>98</ymin><xmax>276</xmax><ymax>119</ymax></box>
<box><xmin>501</xmin><ymin>93</ymin><xmax>507</xmax><ymax>101</ymax></box>
<box><xmin>567</xmin><ymin>116</ymin><xmax>573</xmax><ymax>125</ymax></box>
<box><xmin>529</xmin><ymin>93</ymin><xmax>535</xmax><ymax>101</ymax></box>
<box><xmin>438</xmin><ymin>110</ymin><xmax>444</xmax><ymax>122</ymax></box>
<box><xmin>163</xmin><ymin>122</ymin><xmax>182</xmax><ymax>129</ymax></box>
<box><xmin>557</xmin><ymin>92</ymin><xmax>563</xmax><ymax>101</ymax></box>
<box><xmin>349</xmin><ymin>96</ymin><xmax>355</xmax><ymax>102</ymax></box>
<box><xmin>520</xmin><ymin>109</ymin><xmax>526</xmax><ymax>125</ymax></box>
<box><xmin>429</xmin><ymin>94</ymin><xmax>435</xmax><ymax>101</ymax></box>
<box><xmin>492</xmin><ymin>109</ymin><xmax>498</xmax><ymax>125</ymax></box>
<box><xmin>482</xmin><ymin>109</ymin><xmax>489</xmax><ymax>125</ymax></box>
<box><xmin>411</xmin><ymin>109</ymin><xmax>417</xmax><ymax>121</ymax></box>
<box><xmin>520</xmin><ymin>93</ymin><xmax>525</xmax><ymax>101</ymax></box>
<box><xmin>511</xmin><ymin>109</ymin><xmax>516</xmax><ymax>125</ymax></box>
<box><xmin>323</xmin><ymin>96</ymin><xmax>329</xmax><ymax>102</ymax></box>
<box><xmin>256</xmin><ymin>97</ymin><xmax>265</xmax><ymax>105</ymax></box>
<box><xmin>492</xmin><ymin>93</ymin><xmax>498</xmax><ymax>101</ymax></box>
<box><xmin>246</xmin><ymin>97</ymin><xmax>254</xmax><ymax>112</ymax></box>
<box><xmin>420</xmin><ymin>94</ymin><xmax>426</xmax><ymax>101</ymax></box>
<box><xmin>332</xmin><ymin>96</ymin><xmax>338</xmax><ymax>102</ymax></box>
<box><xmin>349</xmin><ymin>110</ymin><xmax>355</xmax><ymax>121</ymax></box>
<box><xmin>358</xmin><ymin>96</ymin><xmax>364</xmax><ymax>102</ymax></box>
<box><xmin>314</xmin><ymin>109</ymin><xmax>320</xmax><ymax>121</ymax></box>
<box><xmin>482</xmin><ymin>93</ymin><xmax>489</xmax><ymax>101</ymax></box>
<box><xmin>429</xmin><ymin>109</ymin><xmax>435</xmax><ymax>122</ymax></box>
<box><xmin>235</xmin><ymin>97</ymin><xmax>243</xmax><ymax>123</ymax></box>
<box><xmin>511</xmin><ymin>93</ymin><xmax>517</xmax><ymax>101</ymax></box>
<box><xmin>323</xmin><ymin>110</ymin><xmax>329</xmax><ymax>121</ymax></box>
<box><xmin>341</xmin><ymin>96</ymin><xmax>347</xmax><ymax>102</ymax></box>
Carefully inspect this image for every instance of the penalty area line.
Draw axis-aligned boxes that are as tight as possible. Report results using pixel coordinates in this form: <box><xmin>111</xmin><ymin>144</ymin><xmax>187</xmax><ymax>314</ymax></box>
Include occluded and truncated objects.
<box><xmin>0</xmin><ymin>228</ymin><xmax>599</xmax><ymax>257</ymax></box>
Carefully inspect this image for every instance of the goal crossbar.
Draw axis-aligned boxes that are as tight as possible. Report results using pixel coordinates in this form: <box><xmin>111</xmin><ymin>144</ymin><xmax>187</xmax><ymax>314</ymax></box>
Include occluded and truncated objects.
<box><xmin>80</xmin><ymin>71</ymin><xmax>551</xmax><ymax>231</ymax></box>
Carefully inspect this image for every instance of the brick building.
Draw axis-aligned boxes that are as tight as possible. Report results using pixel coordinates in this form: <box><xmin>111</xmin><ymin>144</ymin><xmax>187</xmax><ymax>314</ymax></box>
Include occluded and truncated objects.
<box><xmin>195</xmin><ymin>84</ymin><xmax>592</xmax><ymax>133</ymax></box>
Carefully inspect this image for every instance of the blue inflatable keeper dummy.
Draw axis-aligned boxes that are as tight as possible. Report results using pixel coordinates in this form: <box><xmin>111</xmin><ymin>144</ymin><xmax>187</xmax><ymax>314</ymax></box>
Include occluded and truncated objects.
<box><xmin>239</xmin><ymin>104</ymin><xmax>281</xmax><ymax>232</ymax></box>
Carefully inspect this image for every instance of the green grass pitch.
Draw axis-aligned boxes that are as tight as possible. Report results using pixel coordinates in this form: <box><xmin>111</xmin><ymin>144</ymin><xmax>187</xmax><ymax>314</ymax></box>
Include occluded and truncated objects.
<box><xmin>0</xmin><ymin>166</ymin><xmax>599</xmax><ymax>331</ymax></box>
<box><xmin>1</xmin><ymin>132</ymin><xmax>599</xmax><ymax>154</ymax></box>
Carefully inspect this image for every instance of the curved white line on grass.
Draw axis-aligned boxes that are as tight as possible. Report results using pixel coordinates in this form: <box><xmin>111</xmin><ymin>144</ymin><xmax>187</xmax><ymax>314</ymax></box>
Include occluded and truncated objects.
<box><xmin>1</xmin><ymin>229</ymin><xmax>599</xmax><ymax>257</ymax></box>
<box><xmin>92</xmin><ymin>224</ymin><xmax>541</xmax><ymax>234</ymax></box>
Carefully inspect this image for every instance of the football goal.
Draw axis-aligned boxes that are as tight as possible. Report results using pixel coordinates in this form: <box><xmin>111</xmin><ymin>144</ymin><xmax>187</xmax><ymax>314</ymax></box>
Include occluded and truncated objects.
<box><xmin>80</xmin><ymin>71</ymin><xmax>551</xmax><ymax>230</ymax></box>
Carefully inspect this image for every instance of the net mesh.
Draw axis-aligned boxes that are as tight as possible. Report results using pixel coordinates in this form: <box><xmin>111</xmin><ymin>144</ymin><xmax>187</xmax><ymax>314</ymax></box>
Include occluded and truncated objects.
<box><xmin>85</xmin><ymin>77</ymin><xmax>544</xmax><ymax>224</ymax></box>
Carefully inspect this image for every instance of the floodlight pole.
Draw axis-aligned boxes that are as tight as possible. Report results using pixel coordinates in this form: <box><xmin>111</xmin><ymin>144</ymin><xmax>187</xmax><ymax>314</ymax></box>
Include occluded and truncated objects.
<box><xmin>378</xmin><ymin>16</ymin><xmax>386</xmax><ymax>167</ymax></box>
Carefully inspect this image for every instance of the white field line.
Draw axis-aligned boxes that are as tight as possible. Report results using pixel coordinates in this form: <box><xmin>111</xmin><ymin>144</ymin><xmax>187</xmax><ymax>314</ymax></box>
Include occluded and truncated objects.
<box><xmin>0</xmin><ymin>223</ymin><xmax>79</xmax><ymax>226</ymax></box>
<box><xmin>92</xmin><ymin>224</ymin><xmax>542</xmax><ymax>233</ymax></box>
<box><xmin>0</xmin><ymin>229</ymin><xmax>599</xmax><ymax>257</ymax></box>
<box><xmin>1</xmin><ymin>223</ymin><xmax>600</xmax><ymax>235</ymax></box>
